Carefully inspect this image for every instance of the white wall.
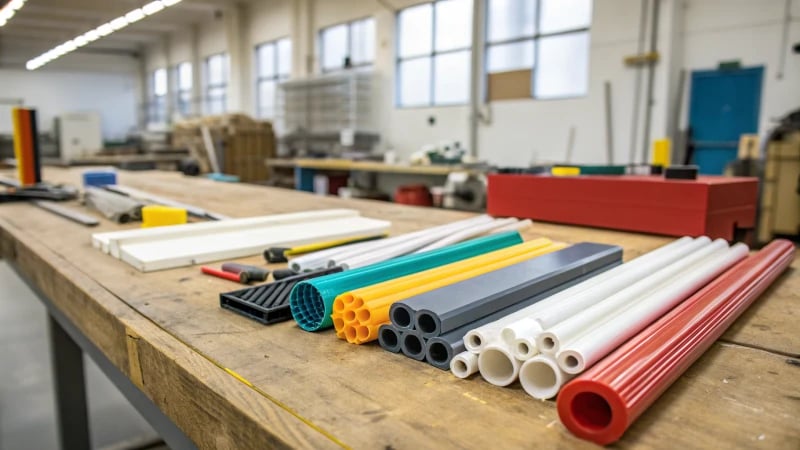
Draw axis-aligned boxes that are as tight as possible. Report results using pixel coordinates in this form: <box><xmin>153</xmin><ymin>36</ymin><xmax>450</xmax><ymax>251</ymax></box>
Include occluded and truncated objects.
<box><xmin>0</xmin><ymin>68</ymin><xmax>139</xmax><ymax>141</ymax></box>
<box><xmin>139</xmin><ymin>0</ymin><xmax>800</xmax><ymax>165</ymax></box>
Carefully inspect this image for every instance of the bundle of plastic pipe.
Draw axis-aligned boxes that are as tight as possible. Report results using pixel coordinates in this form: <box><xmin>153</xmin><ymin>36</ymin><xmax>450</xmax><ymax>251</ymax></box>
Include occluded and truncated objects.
<box><xmin>557</xmin><ymin>239</ymin><xmax>794</xmax><ymax>445</ymax></box>
<box><xmin>288</xmin><ymin>231</ymin><xmax>523</xmax><ymax>331</ymax></box>
<box><xmin>383</xmin><ymin>243</ymin><xmax>622</xmax><ymax>369</ymax></box>
<box><xmin>332</xmin><ymin>238</ymin><xmax>564</xmax><ymax>344</ymax></box>
<box><xmin>517</xmin><ymin>240</ymin><xmax>748</xmax><ymax>399</ymax></box>
<box><xmin>479</xmin><ymin>237</ymin><xmax>739</xmax><ymax>390</ymax></box>
<box><xmin>288</xmin><ymin>215</ymin><xmax>516</xmax><ymax>272</ymax></box>
<box><xmin>449</xmin><ymin>237</ymin><xmax>696</xmax><ymax>377</ymax></box>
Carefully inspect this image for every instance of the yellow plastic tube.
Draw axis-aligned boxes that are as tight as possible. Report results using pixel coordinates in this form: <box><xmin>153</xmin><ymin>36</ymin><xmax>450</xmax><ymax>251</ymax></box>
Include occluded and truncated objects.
<box><xmin>333</xmin><ymin>239</ymin><xmax>567</xmax><ymax>343</ymax></box>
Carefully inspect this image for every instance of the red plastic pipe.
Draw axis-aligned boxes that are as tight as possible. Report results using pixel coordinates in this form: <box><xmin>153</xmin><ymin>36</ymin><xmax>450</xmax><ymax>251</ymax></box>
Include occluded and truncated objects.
<box><xmin>557</xmin><ymin>239</ymin><xmax>795</xmax><ymax>445</ymax></box>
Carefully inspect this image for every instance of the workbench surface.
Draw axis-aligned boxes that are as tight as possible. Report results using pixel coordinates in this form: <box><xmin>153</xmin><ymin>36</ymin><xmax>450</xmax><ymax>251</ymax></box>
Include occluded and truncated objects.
<box><xmin>0</xmin><ymin>168</ymin><xmax>797</xmax><ymax>449</ymax></box>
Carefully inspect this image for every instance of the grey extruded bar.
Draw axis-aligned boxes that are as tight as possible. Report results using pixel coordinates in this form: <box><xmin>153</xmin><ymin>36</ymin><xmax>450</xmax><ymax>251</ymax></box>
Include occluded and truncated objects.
<box><xmin>390</xmin><ymin>302</ymin><xmax>416</xmax><ymax>330</ymax></box>
<box><xmin>423</xmin><ymin>264</ymin><xmax>618</xmax><ymax>370</ymax></box>
<box><xmin>378</xmin><ymin>324</ymin><xmax>403</xmax><ymax>353</ymax></box>
<box><xmin>409</xmin><ymin>243</ymin><xmax>622</xmax><ymax>338</ymax></box>
<box><xmin>400</xmin><ymin>330</ymin><xmax>427</xmax><ymax>361</ymax></box>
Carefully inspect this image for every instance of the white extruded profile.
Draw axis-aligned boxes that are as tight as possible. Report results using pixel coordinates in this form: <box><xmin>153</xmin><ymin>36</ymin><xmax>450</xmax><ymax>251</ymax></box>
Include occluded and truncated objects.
<box><xmin>104</xmin><ymin>184</ymin><xmax>229</xmax><ymax>219</ymax></box>
<box><xmin>477</xmin><ymin>344</ymin><xmax>521</xmax><ymax>387</ymax></box>
<box><xmin>450</xmin><ymin>351</ymin><xmax>479</xmax><ymax>379</ymax></box>
<box><xmin>535</xmin><ymin>238</ymin><xmax>728</xmax><ymax>356</ymax></box>
<box><xmin>557</xmin><ymin>242</ymin><xmax>749</xmax><ymax>375</ymax></box>
<box><xmin>487</xmin><ymin>218</ymin><xmax>533</xmax><ymax>234</ymax></box>
<box><xmin>119</xmin><ymin>216</ymin><xmax>390</xmax><ymax>272</ymax></box>
<box><xmin>518</xmin><ymin>354</ymin><xmax>574</xmax><ymax>400</ymax></box>
<box><xmin>289</xmin><ymin>215</ymin><xmax>493</xmax><ymax>271</ymax></box>
<box><xmin>414</xmin><ymin>218</ymin><xmax>519</xmax><ymax>253</ymax></box>
<box><xmin>332</xmin><ymin>216</ymin><xmax>496</xmax><ymax>269</ymax></box>
<box><xmin>92</xmin><ymin>209</ymin><xmax>359</xmax><ymax>257</ymax></box>
<box><xmin>497</xmin><ymin>236</ymin><xmax>699</xmax><ymax>358</ymax></box>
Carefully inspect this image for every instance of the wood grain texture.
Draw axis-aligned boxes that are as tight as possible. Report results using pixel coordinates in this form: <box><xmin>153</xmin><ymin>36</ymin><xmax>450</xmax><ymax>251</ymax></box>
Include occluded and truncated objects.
<box><xmin>0</xmin><ymin>167</ymin><xmax>797</xmax><ymax>449</ymax></box>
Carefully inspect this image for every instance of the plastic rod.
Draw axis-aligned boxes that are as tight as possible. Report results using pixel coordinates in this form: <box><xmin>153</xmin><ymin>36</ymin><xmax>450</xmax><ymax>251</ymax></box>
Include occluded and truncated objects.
<box><xmin>201</xmin><ymin>266</ymin><xmax>245</xmax><ymax>283</ymax></box>
<box><xmin>414</xmin><ymin>218</ymin><xmax>519</xmax><ymax>253</ymax></box>
<box><xmin>557</xmin><ymin>239</ymin><xmax>795</xmax><ymax>445</ymax></box>
<box><xmin>486</xmin><ymin>218</ymin><xmax>533</xmax><ymax>235</ymax></box>
<box><xmin>335</xmin><ymin>216</ymin><xmax>496</xmax><ymax>269</ymax></box>
<box><xmin>534</xmin><ymin>238</ymin><xmax>724</xmax><ymax>357</ymax></box>
<box><xmin>289</xmin><ymin>231</ymin><xmax>523</xmax><ymax>331</ymax></box>
<box><xmin>492</xmin><ymin>236</ymin><xmax>695</xmax><ymax>354</ymax></box>
<box><xmin>320</xmin><ymin>216</ymin><xmax>493</xmax><ymax>269</ymax></box>
<box><xmin>519</xmin><ymin>354</ymin><xmax>574</xmax><ymax>400</ymax></box>
<box><xmin>557</xmin><ymin>243</ymin><xmax>748</xmax><ymax>374</ymax></box>
<box><xmin>450</xmin><ymin>352</ymin><xmax>479</xmax><ymax>379</ymax></box>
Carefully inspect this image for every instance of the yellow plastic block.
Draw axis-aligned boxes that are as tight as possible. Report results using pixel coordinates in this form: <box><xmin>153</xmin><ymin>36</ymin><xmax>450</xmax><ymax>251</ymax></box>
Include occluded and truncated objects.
<box><xmin>551</xmin><ymin>167</ymin><xmax>580</xmax><ymax>176</ymax></box>
<box><xmin>652</xmin><ymin>138</ymin><xmax>671</xmax><ymax>167</ymax></box>
<box><xmin>332</xmin><ymin>239</ymin><xmax>567</xmax><ymax>343</ymax></box>
<box><xmin>141</xmin><ymin>205</ymin><xmax>188</xmax><ymax>228</ymax></box>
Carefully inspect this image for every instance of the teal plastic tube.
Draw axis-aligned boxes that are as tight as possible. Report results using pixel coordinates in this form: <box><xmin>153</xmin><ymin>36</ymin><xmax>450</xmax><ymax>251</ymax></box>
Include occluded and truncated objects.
<box><xmin>289</xmin><ymin>231</ymin><xmax>524</xmax><ymax>331</ymax></box>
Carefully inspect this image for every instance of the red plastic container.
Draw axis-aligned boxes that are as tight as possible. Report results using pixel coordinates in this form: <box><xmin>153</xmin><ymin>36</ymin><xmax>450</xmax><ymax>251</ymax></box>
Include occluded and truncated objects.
<box><xmin>394</xmin><ymin>184</ymin><xmax>433</xmax><ymax>207</ymax></box>
<box><xmin>487</xmin><ymin>174</ymin><xmax>758</xmax><ymax>240</ymax></box>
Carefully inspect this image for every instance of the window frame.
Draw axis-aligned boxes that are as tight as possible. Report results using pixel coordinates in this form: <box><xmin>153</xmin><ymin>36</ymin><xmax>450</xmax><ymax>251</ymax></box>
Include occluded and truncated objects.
<box><xmin>318</xmin><ymin>16</ymin><xmax>375</xmax><ymax>73</ymax></box>
<box><xmin>174</xmin><ymin>61</ymin><xmax>193</xmax><ymax>116</ymax></box>
<box><xmin>204</xmin><ymin>52</ymin><xmax>229</xmax><ymax>115</ymax></box>
<box><xmin>255</xmin><ymin>37</ymin><xmax>291</xmax><ymax>119</ymax></box>
<box><xmin>484</xmin><ymin>0</ymin><xmax>592</xmax><ymax>100</ymax></box>
<box><xmin>149</xmin><ymin>67</ymin><xmax>168</xmax><ymax>123</ymax></box>
<box><xmin>395</xmin><ymin>0</ymin><xmax>473</xmax><ymax>109</ymax></box>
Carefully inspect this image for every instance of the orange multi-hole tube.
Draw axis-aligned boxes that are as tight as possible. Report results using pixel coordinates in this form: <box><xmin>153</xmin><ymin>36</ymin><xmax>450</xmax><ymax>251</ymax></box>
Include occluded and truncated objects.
<box><xmin>330</xmin><ymin>238</ymin><xmax>567</xmax><ymax>344</ymax></box>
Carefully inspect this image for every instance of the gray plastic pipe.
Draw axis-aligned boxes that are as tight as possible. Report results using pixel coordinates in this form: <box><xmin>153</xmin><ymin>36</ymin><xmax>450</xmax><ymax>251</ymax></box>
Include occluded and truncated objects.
<box><xmin>378</xmin><ymin>324</ymin><xmax>402</xmax><ymax>353</ymax></box>
<box><xmin>400</xmin><ymin>330</ymin><xmax>427</xmax><ymax>361</ymax></box>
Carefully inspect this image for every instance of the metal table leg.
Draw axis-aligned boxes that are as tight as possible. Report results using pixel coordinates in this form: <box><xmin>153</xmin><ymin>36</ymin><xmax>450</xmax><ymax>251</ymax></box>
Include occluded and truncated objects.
<box><xmin>48</xmin><ymin>315</ymin><xmax>91</xmax><ymax>450</ymax></box>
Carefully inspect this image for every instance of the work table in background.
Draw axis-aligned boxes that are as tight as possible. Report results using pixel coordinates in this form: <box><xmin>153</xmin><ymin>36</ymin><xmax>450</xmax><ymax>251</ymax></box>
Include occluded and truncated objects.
<box><xmin>0</xmin><ymin>168</ymin><xmax>797</xmax><ymax>449</ymax></box>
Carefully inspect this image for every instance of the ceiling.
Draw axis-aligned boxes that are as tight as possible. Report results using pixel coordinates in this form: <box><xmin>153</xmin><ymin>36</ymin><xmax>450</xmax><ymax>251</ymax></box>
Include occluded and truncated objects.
<box><xmin>0</xmin><ymin>0</ymin><xmax>233</xmax><ymax>68</ymax></box>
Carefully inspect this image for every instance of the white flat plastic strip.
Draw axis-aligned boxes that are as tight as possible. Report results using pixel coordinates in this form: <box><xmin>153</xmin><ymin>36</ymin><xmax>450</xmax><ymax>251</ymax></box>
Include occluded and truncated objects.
<box><xmin>92</xmin><ymin>209</ymin><xmax>359</xmax><ymax>256</ymax></box>
<box><xmin>462</xmin><ymin>236</ymin><xmax>695</xmax><ymax>354</ymax></box>
<box><xmin>119</xmin><ymin>216</ymin><xmax>390</xmax><ymax>272</ymax></box>
<box><xmin>413</xmin><ymin>218</ymin><xmax>519</xmax><ymax>253</ymax></box>
<box><xmin>331</xmin><ymin>216</ymin><xmax>496</xmax><ymax>269</ymax></box>
<box><xmin>557</xmin><ymin>243</ymin><xmax>749</xmax><ymax>375</ymax></box>
<box><xmin>535</xmin><ymin>238</ymin><xmax>728</xmax><ymax>356</ymax></box>
<box><xmin>288</xmin><ymin>215</ymin><xmax>492</xmax><ymax>271</ymax></box>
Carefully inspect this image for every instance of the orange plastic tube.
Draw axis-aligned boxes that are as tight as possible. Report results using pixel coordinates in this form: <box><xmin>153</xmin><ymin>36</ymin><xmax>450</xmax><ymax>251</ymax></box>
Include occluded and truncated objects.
<box><xmin>333</xmin><ymin>239</ymin><xmax>566</xmax><ymax>343</ymax></box>
<box><xmin>12</xmin><ymin>108</ymin><xmax>36</xmax><ymax>186</ymax></box>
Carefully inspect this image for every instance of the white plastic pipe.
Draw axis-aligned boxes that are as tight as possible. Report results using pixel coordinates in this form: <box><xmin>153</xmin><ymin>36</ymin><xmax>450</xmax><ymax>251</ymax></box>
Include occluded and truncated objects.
<box><xmin>557</xmin><ymin>242</ymin><xmax>749</xmax><ymax>375</ymax></box>
<box><xmin>289</xmin><ymin>215</ymin><xmax>491</xmax><ymax>271</ymax></box>
<box><xmin>477</xmin><ymin>344</ymin><xmax>521</xmax><ymax>387</ymax></box>
<box><xmin>519</xmin><ymin>354</ymin><xmax>574</xmax><ymax>400</ymax></box>
<box><xmin>464</xmin><ymin>236</ymin><xmax>695</xmax><ymax>354</ymax></box>
<box><xmin>335</xmin><ymin>216</ymin><xmax>496</xmax><ymax>269</ymax></box>
<box><xmin>534</xmin><ymin>238</ymin><xmax>728</xmax><ymax>357</ymax></box>
<box><xmin>486</xmin><ymin>218</ymin><xmax>533</xmax><ymax>235</ymax></box>
<box><xmin>450</xmin><ymin>351</ymin><xmax>479</xmax><ymax>379</ymax></box>
<box><xmin>414</xmin><ymin>218</ymin><xmax>519</xmax><ymax>253</ymax></box>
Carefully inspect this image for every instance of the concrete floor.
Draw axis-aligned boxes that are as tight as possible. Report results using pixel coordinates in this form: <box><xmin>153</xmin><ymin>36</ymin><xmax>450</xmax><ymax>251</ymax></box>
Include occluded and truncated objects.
<box><xmin>0</xmin><ymin>261</ymin><xmax>161</xmax><ymax>450</ymax></box>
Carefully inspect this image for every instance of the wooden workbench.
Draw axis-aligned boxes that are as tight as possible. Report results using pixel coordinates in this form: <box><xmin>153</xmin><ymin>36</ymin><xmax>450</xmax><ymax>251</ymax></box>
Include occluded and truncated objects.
<box><xmin>0</xmin><ymin>168</ymin><xmax>797</xmax><ymax>449</ymax></box>
<box><xmin>266</xmin><ymin>158</ymin><xmax>478</xmax><ymax>176</ymax></box>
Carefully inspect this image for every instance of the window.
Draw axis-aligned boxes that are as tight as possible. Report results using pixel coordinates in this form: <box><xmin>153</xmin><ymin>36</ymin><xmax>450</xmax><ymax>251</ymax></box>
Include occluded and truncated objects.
<box><xmin>319</xmin><ymin>17</ymin><xmax>375</xmax><ymax>72</ymax></box>
<box><xmin>205</xmin><ymin>53</ymin><xmax>228</xmax><ymax>114</ymax></box>
<box><xmin>175</xmin><ymin>62</ymin><xmax>193</xmax><ymax>116</ymax></box>
<box><xmin>255</xmin><ymin>38</ymin><xmax>291</xmax><ymax>119</ymax></box>
<box><xmin>486</xmin><ymin>0</ymin><xmax>592</xmax><ymax>99</ymax></box>
<box><xmin>396</xmin><ymin>0</ymin><xmax>473</xmax><ymax>107</ymax></box>
<box><xmin>148</xmin><ymin>68</ymin><xmax>168</xmax><ymax>123</ymax></box>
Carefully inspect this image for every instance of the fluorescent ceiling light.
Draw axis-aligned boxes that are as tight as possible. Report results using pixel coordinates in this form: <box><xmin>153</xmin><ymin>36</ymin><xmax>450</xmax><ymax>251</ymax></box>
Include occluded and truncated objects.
<box><xmin>142</xmin><ymin>1</ymin><xmax>165</xmax><ymax>15</ymax></box>
<box><xmin>0</xmin><ymin>0</ymin><xmax>26</xmax><ymax>27</ymax></box>
<box><xmin>26</xmin><ymin>0</ymin><xmax>182</xmax><ymax>70</ymax></box>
